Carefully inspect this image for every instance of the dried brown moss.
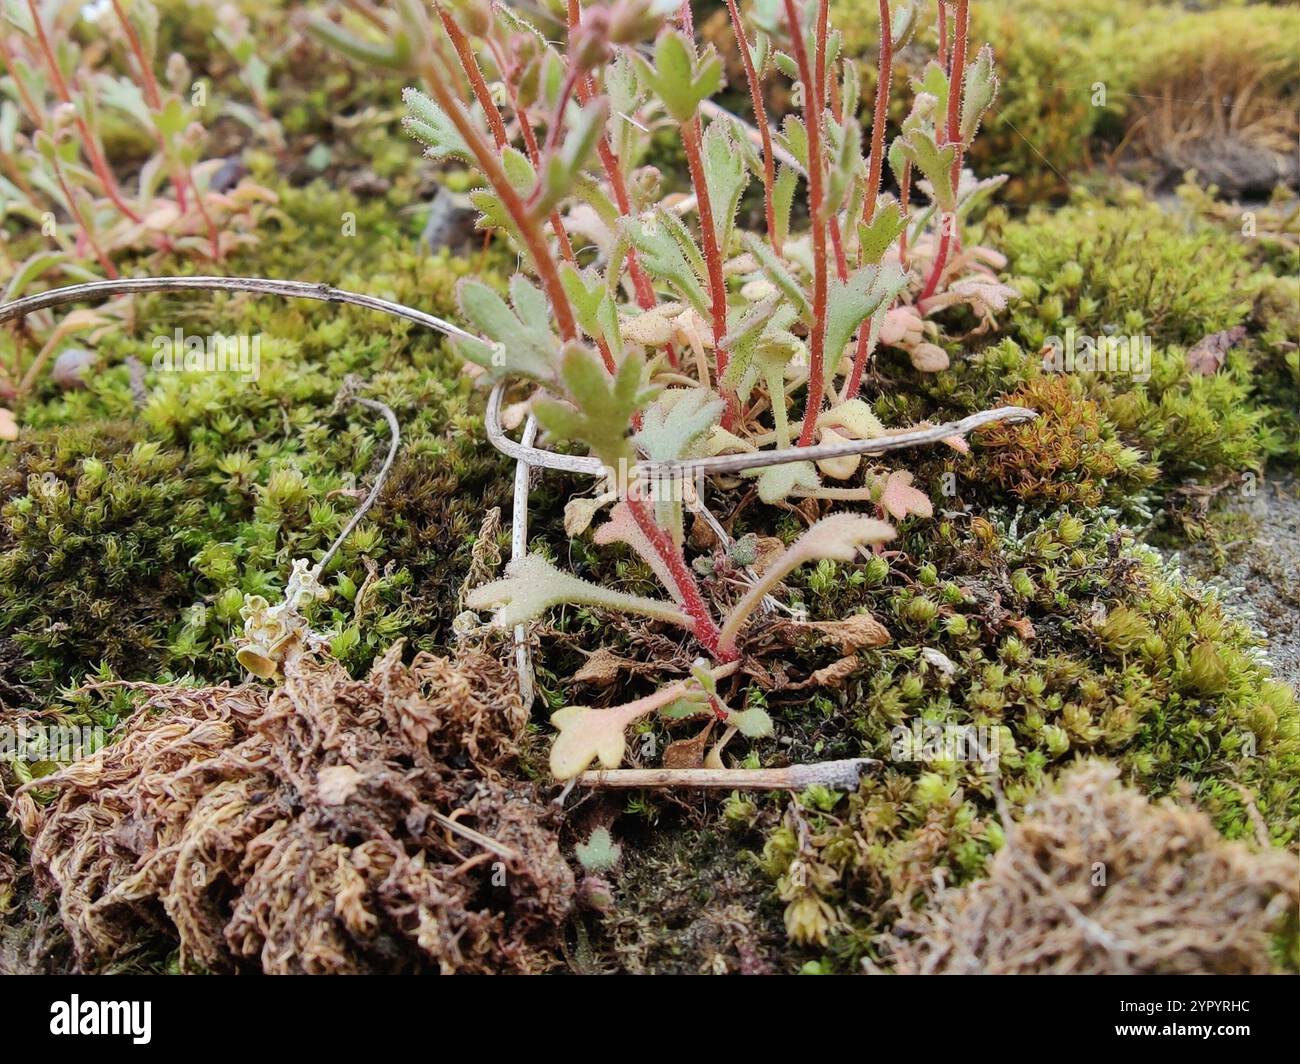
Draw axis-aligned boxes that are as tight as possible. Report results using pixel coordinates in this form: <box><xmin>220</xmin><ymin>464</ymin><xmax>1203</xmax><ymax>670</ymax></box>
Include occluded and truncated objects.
<box><xmin>884</xmin><ymin>763</ymin><xmax>1298</xmax><ymax>975</ymax></box>
<box><xmin>14</xmin><ymin>645</ymin><xmax>574</xmax><ymax>974</ymax></box>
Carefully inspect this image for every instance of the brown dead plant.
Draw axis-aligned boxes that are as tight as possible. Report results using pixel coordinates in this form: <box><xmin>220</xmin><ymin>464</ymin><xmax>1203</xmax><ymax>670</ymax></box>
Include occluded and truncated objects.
<box><xmin>13</xmin><ymin>644</ymin><xmax>573</xmax><ymax>974</ymax></box>
<box><xmin>884</xmin><ymin>762</ymin><xmax>1299</xmax><ymax>974</ymax></box>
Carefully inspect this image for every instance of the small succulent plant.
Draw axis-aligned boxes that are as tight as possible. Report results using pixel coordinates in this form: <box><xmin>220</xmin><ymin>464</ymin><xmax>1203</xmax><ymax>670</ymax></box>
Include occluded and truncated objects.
<box><xmin>396</xmin><ymin>1</ymin><xmax>1007</xmax><ymax>779</ymax></box>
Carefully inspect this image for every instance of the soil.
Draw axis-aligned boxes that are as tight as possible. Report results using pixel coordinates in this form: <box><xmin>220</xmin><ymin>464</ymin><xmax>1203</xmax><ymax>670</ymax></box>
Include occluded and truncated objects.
<box><xmin>1181</xmin><ymin>470</ymin><xmax>1300</xmax><ymax>688</ymax></box>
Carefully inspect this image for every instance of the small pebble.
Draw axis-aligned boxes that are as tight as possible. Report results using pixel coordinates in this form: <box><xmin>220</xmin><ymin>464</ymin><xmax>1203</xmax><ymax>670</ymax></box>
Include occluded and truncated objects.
<box><xmin>51</xmin><ymin>347</ymin><xmax>98</xmax><ymax>390</ymax></box>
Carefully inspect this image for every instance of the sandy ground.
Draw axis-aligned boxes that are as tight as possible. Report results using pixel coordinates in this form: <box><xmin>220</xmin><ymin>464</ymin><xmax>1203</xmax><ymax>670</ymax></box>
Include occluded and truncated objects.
<box><xmin>1181</xmin><ymin>470</ymin><xmax>1300</xmax><ymax>689</ymax></box>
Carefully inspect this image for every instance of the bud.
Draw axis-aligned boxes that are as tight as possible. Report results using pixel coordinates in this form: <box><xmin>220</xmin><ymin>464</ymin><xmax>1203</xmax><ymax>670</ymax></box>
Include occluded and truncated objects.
<box><xmin>570</xmin><ymin>8</ymin><xmax>613</xmax><ymax>74</ymax></box>
<box><xmin>1056</xmin><ymin>514</ymin><xmax>1085</xmax><ymax>545</ymax></box>
<box><xmin>165</xmin><ymin>52</ymin><xmax>191</xmax><ymax>94</ymax></box>
<box><xmin>453</xmin><ymin>0</ymin><xmax>493</xmax><ymax>37</ymax></box>
<box><xmin>904</xmin><ymin>596</ymin><xmax>938</xmax><ymax>626</ymax></box>
<box><xmin>1011</xmin><ymin>569</ymin><xmax>1035</xmax><ymax>598</ymax></box>
<box><xmin>629</xmin><ymin>166</ymin><xmax>662</xmax><ymax>209</ymax></box>
<box><xmin>863</xmin><ymin>555</ymin><xmax>890</xmax><ymax>586</ymax></box>
<box><xmin>1187</xmin><ymin>642</ymin><xmax>1228</xmax><ymax>696</ymax></box>
<box><xmin>909</xmin><ymin>342</ymin><xmax>950</xmax><ymax>373</ymax></box>
<box><xmin>608</xmin><ymin>0</ymin><xmax>666</xmax><ymax>44</ymax></box>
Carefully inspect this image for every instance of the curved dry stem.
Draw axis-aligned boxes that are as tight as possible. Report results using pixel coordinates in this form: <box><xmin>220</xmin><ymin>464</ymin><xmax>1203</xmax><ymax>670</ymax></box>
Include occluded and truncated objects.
<box><xmin>0</xmin><ymin>275</ymin><xmax>480</xmax><ymax>340</ymax></box>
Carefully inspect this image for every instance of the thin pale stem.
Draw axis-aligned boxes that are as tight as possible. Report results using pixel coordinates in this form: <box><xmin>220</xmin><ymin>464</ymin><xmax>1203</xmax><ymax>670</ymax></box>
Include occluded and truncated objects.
<box><xmin>313</xmin><ymin>396</ymin><xmax>400</xmax><ymax>576</ymax></box>
<box><xmin>576</xmin><ymin>757</ymin><xmax>877</xmax><ymax>791</ymax></box>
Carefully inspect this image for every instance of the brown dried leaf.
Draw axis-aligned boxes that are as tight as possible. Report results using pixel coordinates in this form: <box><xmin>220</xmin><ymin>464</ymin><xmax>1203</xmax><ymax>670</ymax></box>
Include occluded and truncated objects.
<box><xmin>1186</xmin><ymin>326</ymin><xmax>1246</xmax><ymax>376</ymax></box>
<box><xmin>1005</xmin><ymin>616</ymin><xmax>1036</xmax><ymax>641</ymax></box>
<box><xmin>775</xmin><ymin>613</ymin><xmax>891</xmax><ymax>654</ymax></box>
<box><xmin>791</xmin><ymin>655</ymin><xmax>861</xmax><ymax>689</ymax></box>
<box><xmin>750</xmin><ymin>535</ymin><xmax>788</xmax><ymax>575</ymax></box>
<box><xmin>663</xmin><ymin>722</ymin><xmax>715</xmax><ymax>769</ymax></box>
<box><xmin>572</xmin><ymin>647</ymin><xmax>636</xmax><ymax>686</ymax></box>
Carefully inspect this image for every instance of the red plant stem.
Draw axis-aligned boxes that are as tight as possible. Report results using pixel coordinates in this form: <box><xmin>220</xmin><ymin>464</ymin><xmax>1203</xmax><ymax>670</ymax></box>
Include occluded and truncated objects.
<box><xmin>420</xmin><ymin>60</ymin><xmax>577</xmax><ymax>342</ymax></box>
<box><xmin>486</xmin><ymin>38</ymin><xmax>580</xmax><ymax>270</ymax></box>
<box><xmin>813</xmin><ymin>0</ymin><xmax>830</xmax><ymax>114</ymax></box>
<box><xmin>25</xmin><ymin>0</ymin><xmax>142</xmax><ymax>224</ymax></box>
<box><xmin>109</xmin><ymin>0</ymin><xmax>223</xmax><ymax>256</ymax></box>
<box><xmin>862</xmin><ymin>0</ymin><xmax>894</xmax><ymax>225</ymax></box>
<box><xmin>52</xmin><ymin>156</ymin><xmax>116</xmax><ymax>278</ymax></box>
<box><xmin>918</xmin><ymin>0</ymin><xmax>968</xmax><ymax>304</ymax></box>
<box><xmin>724</xmin><ymin>0</ymin><xmax>780</xmax><ymax>254</ymax></box>
<box><xmin>681</xmin><ymin>119</ymin><xmax>729</xmax><ymax>376</ymax></box>
<box><xmin>565</xmin><ymin>2</ymin><xmax>666</xmax><ymax>365</ymax></box>
<box><xmin>429</xmin><ymin>9</ymin><xmax>586</xmax><ymax>353</ymax></box>
<box><xmin>944</xmin><ymin>1</ymin><xmax>969</xmax><ymax>180</ymax></box>
<box><xmin>540</xmin><ymin>62</ymin><xmax>585</xmax><ymax>163</ymax></box>
<box><xmin>627</xmin><ymin>493</ymin><xmax>729</xmax><ymax>661</ymax></box>
<box><xmin>937</xmin><ymin>0</ymin><xmax>948</xmax><ymax>70</ymax></box>
<box><xmin>844</xmin><ymin>316</ymin><xmax>872</xmax><ymax>398</ymax></box>
<box><xmin>677</xmin><ymin>0</ymin><xmax>733</xmax><ymax>401</ymax></box>
<box><xmin>435</xmin><ymin>5</ymin><xmax>510</xmax><ymax>150</ymax></box>
<box><xmin>785</xmin><ymin>0</ymin><xmax>830</xmax><ymax>447</ymax></box>
<box><xmin>0</xmin><ymin>34</ymin><xmax>44</xmax><ymax>130</ymax></box>
<box><xmin>829</xmin><ymin>216</ymin><xmax>848</xmax><ymax>280</ymax></box>
<box><xmin>844</xmin><ymin>0</ymin><xmax>897</xmax><ymax>398</ymax></box>
<box><xmin>110</xmin><ymin>0</ymin><xmax>160</xmax><ymax>109</ymax></box>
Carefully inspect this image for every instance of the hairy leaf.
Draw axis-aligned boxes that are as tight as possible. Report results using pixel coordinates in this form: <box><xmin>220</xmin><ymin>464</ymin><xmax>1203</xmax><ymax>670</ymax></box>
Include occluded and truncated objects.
<box><xmin>621</xmin><ymin>211</ymin><xmax>709</xmax><ymax>314</ymax></box>
<box><xmin>718</xmin><ymin>515</ymin><xmax>896</xmax><ymax>653</ymax></box>
<box><xmin>823</xmin><ymin>262</ymin><xmax>908</xmax><ymax>386</ymax></box>
<box><xmin>857</xmin><ymin>200</ymin><xmax>907</xmax><ymax>265</ymax></box>
<box><xmin>466</xmin><ymin>554</ymin><xmax>689</xmax><ymax>630</ymax></box>
<box><xmin>633</xmin><ymin>30</ymin><xmax>722</xmax><ymax>124</ymax></box>
<box><xmin>634</xmin><ymin>388</ymin><xmax>725</xmax><ymax>462</ymax></box>
<box><xmin>959</xmin><ymin>45</ymin><xmax>999</xmax><ymax>146</ymax></box>
<box><xmin>743</xmin><ymin>233</ymin><xmax>811</xmax><ymax>321</ymax></box>
<box><xmin>534</xmin><ymin>345</ymin><xmax>653</xmax><ymax>472</ymax></box>
<box><xmin>701</xmin><ymin>118</ymin><xmax>750</xmax><ymax>248</ymax></box>
<box><xmin>454</xmin><ymin>276</ymin><xmax>560</xmax><ymax>381</ymax></box>
<box><xmin>402</xmin><ymin>87</ymin><xmax>470</xmax><ymax>162</ymax></box>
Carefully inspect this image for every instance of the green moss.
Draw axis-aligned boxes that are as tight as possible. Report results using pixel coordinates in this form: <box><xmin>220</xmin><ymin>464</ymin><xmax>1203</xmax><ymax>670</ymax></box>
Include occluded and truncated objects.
<box><xmin>755</xmin><ymin>508</ymin><xmax>1300</xmax><ymax>970</ymax></box>
<box><xmin>958</xmin><ymin>198</ymin><xmax>1281</xmax><ymax>495</ymax></box>
<box><xmin>834</xmin><ymin>0</ymin><xmax>1300</xmax><ymax>203</ymax></box>
<box><xmin>588</xmin><ymin>822</ymin><xmax>788</xmax><ymax>975</ymax></box>
<box><xmin>1</xmin><ymin>179</ymin><xmax>514</xmax><ymax>702</ymax></box>
<box><xmin>0</xmin><ymin>424</ymin><xmax>204</xmax><ymax>689</ymax></box>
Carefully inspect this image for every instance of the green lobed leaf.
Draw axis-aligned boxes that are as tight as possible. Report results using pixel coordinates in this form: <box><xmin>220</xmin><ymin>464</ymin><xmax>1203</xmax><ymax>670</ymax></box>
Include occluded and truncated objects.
<box><xmin>466</xmin><ymin>553</ymin><xmax>689</xmax><ymax>630</ymax></box>
<box><xmin>402</xmin><ymin>87</ymin><xmax>470</xmax><ymax>163</ymax></box>
<box><xmin>453</xmin><ymin>276</ymin><xmax>560</xmax><ymax>381</ymax></box>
